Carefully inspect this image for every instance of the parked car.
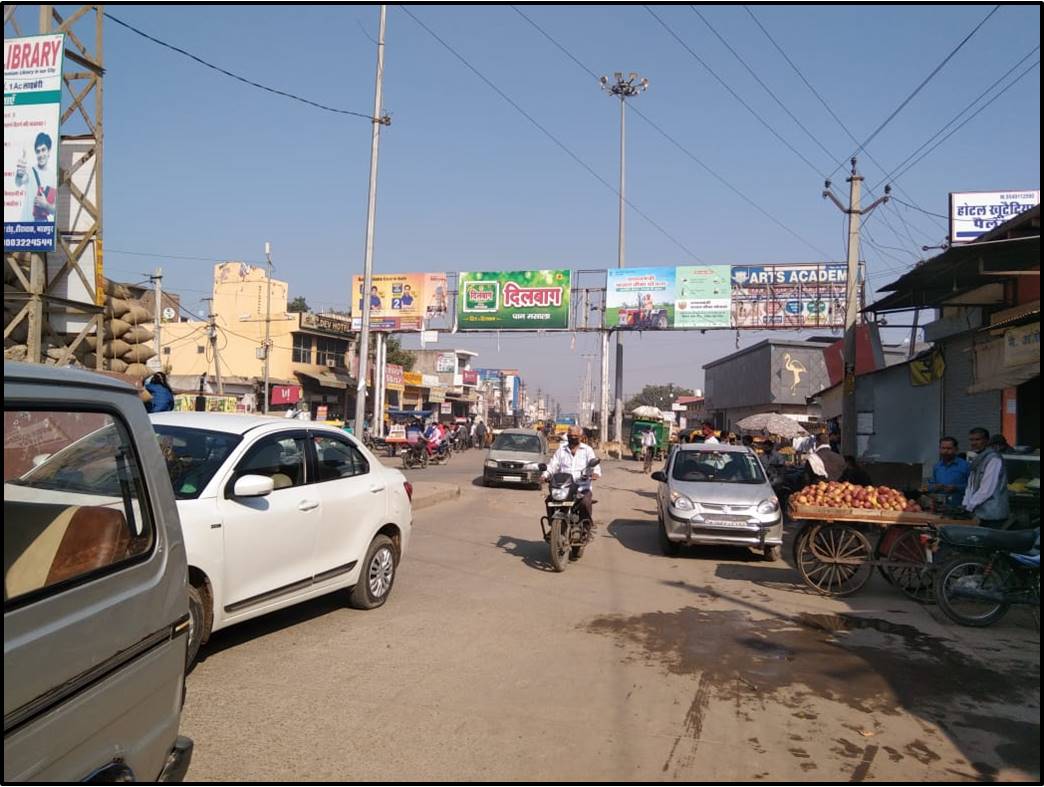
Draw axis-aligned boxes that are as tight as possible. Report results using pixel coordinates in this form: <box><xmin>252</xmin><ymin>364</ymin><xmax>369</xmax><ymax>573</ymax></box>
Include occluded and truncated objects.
<box><xmin>149</xmin><ymin>412</ymin><xmax>413</xmax><ymax>667</ymax></box>
<box><xmin>4</xmin><ymin>362</ymin><xmax>193</xmax><ymax>782</ymax></box>
<box><xmin>651</xmin><ymin>443</ymin><xmax>782</xmax><ymax>561</ymax></box>
<box><xmin>483</xmin><ymin>428</ymin><xmax>548</xmax><ymax>488</ymax></box>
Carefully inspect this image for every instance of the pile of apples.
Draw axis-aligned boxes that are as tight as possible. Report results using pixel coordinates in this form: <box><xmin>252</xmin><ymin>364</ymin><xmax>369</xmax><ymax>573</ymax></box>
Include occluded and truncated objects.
<box><xmin>793</xmin><ymin>481</ymin><xmax>922</xmax><ymax>512</ymax></box>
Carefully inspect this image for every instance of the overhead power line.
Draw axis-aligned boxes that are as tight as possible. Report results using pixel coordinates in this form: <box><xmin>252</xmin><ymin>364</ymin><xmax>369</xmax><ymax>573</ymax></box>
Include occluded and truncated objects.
<box><xmin>400</xmin><ymin>6</ymin><xmax>704</xmax><ymax>262</ymax></box>
<box><xmin>873</xmin><ymin>47</ymin><xmax>1040</xmax><ymax>189</ymax></box>
<box><xmin>829</xmin><ymin>4</ymin><xmax>1002</xmax><ymax>178</ymax></box>
<box><xmin>104</xmin><ymin>13</ymin><xmax>376</xmax><ymax>119</ymax></box>
<box><xmin>689</xmin><ymin>6</ymin><xmax>837</xmax><ymax>167</ymax></box>
<box><xmin>511</xmin><ymin>5</ymin><xmax>833</xmax><ymax>259</ymax></box>
<box><xmin>643</xmin><ymin>5</ymin><xmax>827</xmax><ymax>178</ymax></box>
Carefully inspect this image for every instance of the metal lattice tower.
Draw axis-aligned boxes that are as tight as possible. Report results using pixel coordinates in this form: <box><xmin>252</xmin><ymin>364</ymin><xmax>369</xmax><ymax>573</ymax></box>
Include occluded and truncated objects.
<box><xmin>4</xmin><ymin>5</ymin><xmax>105</xmax><ymax>367</ymax></box>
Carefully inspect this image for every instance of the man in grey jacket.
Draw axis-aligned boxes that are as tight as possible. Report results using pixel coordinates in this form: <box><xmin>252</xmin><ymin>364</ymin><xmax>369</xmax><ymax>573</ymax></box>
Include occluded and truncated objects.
<box><xmin>962</xmin><ymin>428</ymin><xmax>1010</xmax><ymax>528</ymax></box>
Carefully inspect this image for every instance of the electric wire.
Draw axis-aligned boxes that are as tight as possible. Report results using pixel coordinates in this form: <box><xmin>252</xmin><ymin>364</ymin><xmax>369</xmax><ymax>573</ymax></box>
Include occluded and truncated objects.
<box><xmin>874</xmin><ymin>55</ymin><xmax>1041</xmax><ymax>189</ymax></box>
<box><xmin>743</xmin><ymin>5</ymin><xmax>946</xmax><ymax>239</ymax></box>
<box><xmin>828</xmin><ymin>4</ymin><xmax>1002</xmax><ymax>179</ymax></box>
<box><xmin>644</xmin><ymin>5</ymin><xmax>826</xmax><ymax>178</ymax></box>
<box><xmin>689</xmin><ymin>6</ymin><xmax>837</xmax><ymax>166</ymax></box>
<box><xmin>511</xmin><ymin>5</ymin><xmax>834</xmax><ymax>260</ymax></box>
<box><xmin>400</xmin><ymin>5</ymin><xmax>705</xmax><ymax>263</ymax></box>
<box><xmin>104</xmin><ymin>13</ymin><xmax>376</xmax><ymax>119</ymax></box>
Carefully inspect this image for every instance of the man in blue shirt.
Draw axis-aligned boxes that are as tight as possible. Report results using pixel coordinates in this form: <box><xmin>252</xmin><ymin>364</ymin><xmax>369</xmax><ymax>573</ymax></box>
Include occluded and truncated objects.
<box><xmin>928</xmin><ymin>436</ymin><xmax>970</xmax><ymax>508</ymax></box>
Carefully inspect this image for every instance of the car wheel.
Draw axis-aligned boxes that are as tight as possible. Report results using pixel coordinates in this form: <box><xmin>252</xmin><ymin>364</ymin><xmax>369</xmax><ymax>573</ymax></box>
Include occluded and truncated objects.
<box><xmin>658</xmin><ymin>518</ymin><xmax>680</xmax><ymax>556</ymax></box>
<box><xmin>349</xmin><ymin>535</ymin><xmax>397</xmax><ymax>610</ymax></box>
<box><xmin>762</xmin><ymin>544</ymin><xmax>782</xmax><ymax>562</ymax></box>
<box><xmin>186</xmin><ymin>581</ymin><xmax>212</xmax><ymax>670</ymax></box>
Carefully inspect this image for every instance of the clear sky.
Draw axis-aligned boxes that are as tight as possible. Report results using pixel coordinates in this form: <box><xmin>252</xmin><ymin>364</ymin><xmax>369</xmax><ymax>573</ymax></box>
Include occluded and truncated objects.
<box><xmin>16</xmin><ymin>3</ymin><xmax>1040</xmax><ymax>413</ymax></box>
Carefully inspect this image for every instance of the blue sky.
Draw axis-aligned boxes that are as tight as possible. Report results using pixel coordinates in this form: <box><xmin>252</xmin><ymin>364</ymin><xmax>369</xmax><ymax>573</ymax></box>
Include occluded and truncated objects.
<box><xmin>19</xmin><ymin>4</ymin><xmax>1041</xmax><ymax>412</ymax></box>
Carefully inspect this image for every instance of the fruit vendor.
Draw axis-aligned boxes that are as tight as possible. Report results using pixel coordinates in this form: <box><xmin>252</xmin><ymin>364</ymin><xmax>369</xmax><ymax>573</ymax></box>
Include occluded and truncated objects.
<box><xmin>926</xmin><ymin>436</ymin><xmax>970</xmax><ymax>508</ymax></box>
<box><xmin>962</xmin><ymin>429</ymin><xmax>1010</xmax><ymax>528</ymax></box>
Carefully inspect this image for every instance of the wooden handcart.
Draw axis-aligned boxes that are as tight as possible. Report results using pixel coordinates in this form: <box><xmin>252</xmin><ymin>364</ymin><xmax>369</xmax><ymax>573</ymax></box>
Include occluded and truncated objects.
<box><xmin>789</xmin><ymin>503</ymin><xmax>977</xmax><ymax>599</ymax></box>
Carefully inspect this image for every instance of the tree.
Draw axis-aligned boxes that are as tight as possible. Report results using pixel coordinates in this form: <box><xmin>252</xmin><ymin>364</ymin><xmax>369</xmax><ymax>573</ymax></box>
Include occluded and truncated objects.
<box><xmin>624</xmin><ymin>384</ymin><xmax>694</xmax><ymax>414</ymax></box>
<box><xmin>383</xmin><ymin>335</ymin><xmax>416</xmax><ymax>371</ymax></box>
<box><xmin>288</xmin><ymin>296</ymin><xmax>310</xmax><ymax>313</ymax></box>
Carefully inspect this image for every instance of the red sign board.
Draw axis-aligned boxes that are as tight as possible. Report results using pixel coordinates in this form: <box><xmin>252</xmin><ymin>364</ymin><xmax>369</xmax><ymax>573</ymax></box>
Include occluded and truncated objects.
<box><xmin>823</xmin><ymin>324</ymin><xmax>885</xmax><ymax>386</ymax></box>
<box><xmin>271</xmin><ymin>385</ymin><xmax>302</xmax><ymax>405</ymax></box>
<box><xmin>463</xmin><ymin>369</ymin><xmax>478</xmax><ymax>385</ymax></box>
<box><xmin>385</xmin><ymin>363</ymin><xmax>404</xmax><ymax>386</ymax></box>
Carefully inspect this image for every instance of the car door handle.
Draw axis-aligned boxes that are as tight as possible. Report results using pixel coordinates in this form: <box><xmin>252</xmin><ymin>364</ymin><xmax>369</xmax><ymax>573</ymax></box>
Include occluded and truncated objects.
<box><xmin>368</xmin><ymin>484</ymin><xmax>386</xmax><ymax>493</ymax></box>
<box><xmin>298</xmin><ymin>499</ymin><xmax>320</xmax><ymax>511</ymax></box>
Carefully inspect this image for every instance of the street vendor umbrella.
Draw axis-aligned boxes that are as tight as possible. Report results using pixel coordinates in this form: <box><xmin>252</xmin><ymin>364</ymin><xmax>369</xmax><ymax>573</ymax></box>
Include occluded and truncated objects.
<box><xmin>631</xmin><ymin>405</ymin><xmax>664</xmax><ymax>419</ymax></box>
<box><xmin>736</xmin><ymin>413</ymin><xmax>809</xmax><ymax>439</ymax></box>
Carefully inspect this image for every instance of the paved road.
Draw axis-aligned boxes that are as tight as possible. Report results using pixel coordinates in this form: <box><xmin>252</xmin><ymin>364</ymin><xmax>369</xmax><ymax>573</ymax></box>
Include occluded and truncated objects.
<box><xmin>180</xmin><ymin>451</ymin><xmax>1040</xmax><ymax>782</ymax></box>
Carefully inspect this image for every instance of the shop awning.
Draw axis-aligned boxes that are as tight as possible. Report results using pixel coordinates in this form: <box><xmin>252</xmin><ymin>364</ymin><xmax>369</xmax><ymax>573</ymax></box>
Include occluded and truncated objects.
<box><xmin>295</xmin><ymin>369</ymin><xmax>354</xmax><ymax>390</ymax></box>
<box><xmin>968</xmin><ymin>331</ymin><xmax>1040</xmax><ymax>394</ymax></box>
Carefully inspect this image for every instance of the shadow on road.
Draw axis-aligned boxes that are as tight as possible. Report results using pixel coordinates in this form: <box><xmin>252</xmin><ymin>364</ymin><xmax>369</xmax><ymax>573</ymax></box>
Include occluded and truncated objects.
<box><xmin>495</xmin><ymin>534</ymin><xmax>555</xmax><ymax>572</ymax></box>
<box><xmin>609</xmin><ymin>518</ymin><xmax>769</xmax><ymax>564</ymax></box>
<box><xmin>195</xmin><ymin>591</ymin><xmax>348</xmax><ymax>669</ymax></box>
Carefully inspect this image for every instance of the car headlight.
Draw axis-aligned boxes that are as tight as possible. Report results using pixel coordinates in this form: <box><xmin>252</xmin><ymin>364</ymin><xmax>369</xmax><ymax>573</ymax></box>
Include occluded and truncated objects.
<box><xmin>670</xmin><ymin>491</ymin><xmax>695</xmax><ymax>511</ymax></box>
<box><xmin>524</xmin><ymin>462</ymin><xmax>540</xmax><ymax>470</ymax></box>
<box><xmin>757</xmin><ymin>498</ymin><xmax>780</xmax><ymax>514</ymax></box>
<box><xmin>551</xmin><ymin>486</ymin><xmax>570</xmax><ymax>501</ymax></box>
<box><xmin>485</xmin><ymin>459</ymin><xmax>498</xmax><ymax>468</ymax></box>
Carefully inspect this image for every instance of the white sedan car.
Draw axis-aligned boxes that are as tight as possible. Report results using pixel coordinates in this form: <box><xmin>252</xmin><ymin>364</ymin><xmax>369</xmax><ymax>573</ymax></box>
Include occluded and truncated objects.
<box><xmin>150</xmin><ymin>412</ymin><xmax>412</xmax><ymax>666</ymax></box>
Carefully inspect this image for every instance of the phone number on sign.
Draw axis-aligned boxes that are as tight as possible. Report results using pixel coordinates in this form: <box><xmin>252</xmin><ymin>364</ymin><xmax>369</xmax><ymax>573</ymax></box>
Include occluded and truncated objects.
<box><xmin>5</xmin><ymin>237</ymin><xmax>55</xmax><ymax>249</ymax></box>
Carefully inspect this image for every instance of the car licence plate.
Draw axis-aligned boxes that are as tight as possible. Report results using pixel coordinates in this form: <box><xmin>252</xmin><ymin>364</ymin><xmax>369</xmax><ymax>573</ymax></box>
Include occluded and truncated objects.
<box><xmin>502</xmin><ymin>475</ymin><xmax>522</xmax><ymax>482</ymax></box>
<box><xmin>702</xmin><ymin>519</ymin><xmax>752</xmax><ymax>529</ymax></box>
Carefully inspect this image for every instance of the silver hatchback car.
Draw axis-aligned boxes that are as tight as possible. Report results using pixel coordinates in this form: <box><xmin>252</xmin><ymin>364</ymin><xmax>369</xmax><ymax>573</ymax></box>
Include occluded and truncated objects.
<box><xmin>652</xmin><ymin>443</ymin><xmax>783</xmax><ymax>560</ymax></box>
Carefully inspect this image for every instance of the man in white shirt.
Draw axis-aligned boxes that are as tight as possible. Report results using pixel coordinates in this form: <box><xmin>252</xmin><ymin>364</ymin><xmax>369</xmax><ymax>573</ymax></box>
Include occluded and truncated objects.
<box><xmin>543</xmin><ymin>425</ymin><xmax>601</xmax><ymax>524</ymax></box>
<box><xmin>641</xmin><ymin>428</ymin><xmax>658</xmax><ymax>472</ymax></box>
<box><xmin>700</xmin><ymin>420</ymin><xmax>719</xmax><ymax>444</ymax></box>
<box><xmin>15</xmin><ymin>132</ymin><xmax>57</xmax><ymax>223</ymax></box>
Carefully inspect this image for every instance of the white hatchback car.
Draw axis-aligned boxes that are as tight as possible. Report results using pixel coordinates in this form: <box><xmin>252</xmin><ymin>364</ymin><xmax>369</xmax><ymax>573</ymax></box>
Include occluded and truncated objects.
<box><xmin>149</xmin><ymin>412</ymin><xmax>412</xmax><ymax>666</ymax></box>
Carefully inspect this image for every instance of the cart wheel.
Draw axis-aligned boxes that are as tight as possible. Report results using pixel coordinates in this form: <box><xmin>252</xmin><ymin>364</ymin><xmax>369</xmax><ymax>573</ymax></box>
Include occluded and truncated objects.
<box><xmin>874</xmin><ymin>526</ymin><xmax>901</xmax><ymax>586</ymax></box>
<box><xmin>796</xmin><ymin>523</ymin><xmax>873</xmax><ymax>597</ymax></box>
<box><xmin>884</xmin><ymin>528</ymin><xmax>935</xmax><ymax>604</ymax></box>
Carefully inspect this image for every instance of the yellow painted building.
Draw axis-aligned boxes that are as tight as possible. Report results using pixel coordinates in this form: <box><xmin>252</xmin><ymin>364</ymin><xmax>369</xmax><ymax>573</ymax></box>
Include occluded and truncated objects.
<box><xmin>158</xmin><ymin>263</ymin><xmax>356</xmax><ymax>418</ymax></box>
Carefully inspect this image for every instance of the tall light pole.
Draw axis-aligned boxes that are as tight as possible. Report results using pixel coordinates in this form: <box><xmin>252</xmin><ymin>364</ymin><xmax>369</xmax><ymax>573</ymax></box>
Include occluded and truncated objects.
<box><xmin>600</xmin><ymin>72</ymin><xmax>648</xmax><ymax>444</ymax></box>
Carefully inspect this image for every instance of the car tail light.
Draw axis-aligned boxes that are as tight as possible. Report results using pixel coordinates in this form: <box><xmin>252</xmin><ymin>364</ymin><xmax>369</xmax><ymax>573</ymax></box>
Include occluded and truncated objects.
<box><xmin>403</xmin><ymin>481</ymin><xmax>413</xmax><ymax>502</ymax></box>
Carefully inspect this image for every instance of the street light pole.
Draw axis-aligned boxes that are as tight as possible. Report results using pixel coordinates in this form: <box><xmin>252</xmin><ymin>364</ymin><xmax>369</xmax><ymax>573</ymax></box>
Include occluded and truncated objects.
<box><xmin>600</xmin><ymin>72</ymin><xmax>648</xmax><ymax>444</ymax></box>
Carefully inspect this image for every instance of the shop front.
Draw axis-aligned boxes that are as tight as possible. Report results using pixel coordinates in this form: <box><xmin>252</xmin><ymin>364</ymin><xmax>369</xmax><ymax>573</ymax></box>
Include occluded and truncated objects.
<box><xmin>295</xmin><ymin>368</ymin><xmax>353</xmax><ymax>421</ymax></box>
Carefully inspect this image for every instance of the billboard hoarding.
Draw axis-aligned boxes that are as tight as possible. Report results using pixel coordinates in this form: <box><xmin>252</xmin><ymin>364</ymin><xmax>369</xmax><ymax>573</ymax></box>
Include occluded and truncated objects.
<box><xmin>457</xmin><ymin>270</ymin><xmax>571</xmax><ymax>330</ymax></box>
<box><xmin>675</xmin><ymin>265</ymin><xmax>731</xmax><ymax>328</ymax></box>
<box><xmin>730</xmin><ymin>264</ymin><xmax>846</xmax><ymax>329</ymax></box>
<box><xmin>4</xmin><ymin>34</ymin><xmax>65</xmax><ymax>253</ymax></box>
<box><xmin>949</xmin><ymin>190</ymin><xmax>1039</xmax><ymax>244</ymax></box>
<box><xmin>351</xmin><ymin>272</ymin><xmax>449</xmax><ymax>331</ymax></box>
<box><xmin>606</xmin><ymin>267</ymin><xmax>675</xmax><ymax>329</ymax></box>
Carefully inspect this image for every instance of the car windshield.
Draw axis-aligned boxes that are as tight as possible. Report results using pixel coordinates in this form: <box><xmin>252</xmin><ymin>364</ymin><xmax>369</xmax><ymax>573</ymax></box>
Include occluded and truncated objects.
<box><xmin>12</xmin><ymin>423</ymin><xmax>125</xmax><ymax>496</ymax></box>
<box><xmin>492</xmin><ymin>434</ymin><xmax>541</xmax><ymax>453</ymax></box>
<box><xmin>672</xmin><ymin>450</ymin><xmax>765</xmax><ymax>484</ymax></box>
<box><xmin>153</xmin><ymin>425</ymin><xmax>242</xmax><ymax>499</ymax></box>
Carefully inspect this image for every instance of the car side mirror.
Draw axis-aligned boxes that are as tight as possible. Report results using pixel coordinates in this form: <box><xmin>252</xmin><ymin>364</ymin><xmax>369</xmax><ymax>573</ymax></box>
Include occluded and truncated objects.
<box><xmin>587</xmin><ymin>458</ymin><xmax>601</xmax><ymax>469</ymax></box>
<box><xmin>651</xmin><ymin>471</ymin><xmax>667</xmax><ymax>483</ymax></box>
<box><xmin>538</xmin><ymin>463</ymin><xmax>547</xmax><ymax>472</ymax></box>
<box><xmin>233</xmin><ymin>474</ymin><xmax>275</xmax><ymax>498</ymax></box>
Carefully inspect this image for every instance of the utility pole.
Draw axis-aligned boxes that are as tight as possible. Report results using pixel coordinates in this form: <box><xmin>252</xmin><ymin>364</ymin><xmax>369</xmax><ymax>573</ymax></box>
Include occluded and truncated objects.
<box><xmin>600</xmin><ymin>72</ymin><xmax>648</xmax><ymax>445</ymax></box>
<box><xmin>372</xmin><ymin>331</ymin><xmax>385</xmax><ymax>437</ymax></box>
<box><xmin>823</xmin><ymin>159</ymin><xmax>889</xmax><ymax>456</ymax></box>
<box><xmin>202</xmin><ymin>297</ymin><xmax>224</xmax><ymax>395</ymax></box>
<box><xmin>151</xmin><ymin>267</ymin><xmax>163</xmax><ymax>368</ymax></box>
<box><xmin>353</xmin><ymin>4</ymin><xmax>390</xmax><ymax>434</ymax></box>
<box><xmin>263</xmin><ymin>241</ymin><xmax>273</xmax><ymax>414</ymax></box>
<box><xmin>600</xmin><ymin>329</ymin><xmax>610</xmax><ymax>446</ymax></box>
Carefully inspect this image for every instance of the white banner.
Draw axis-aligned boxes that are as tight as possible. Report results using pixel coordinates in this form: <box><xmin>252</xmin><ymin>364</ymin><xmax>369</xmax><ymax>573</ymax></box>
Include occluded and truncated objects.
<box><xmin>950</xmin><ymin>190</ymin><xmax>1039</xmax><ymax>244</ymax></box>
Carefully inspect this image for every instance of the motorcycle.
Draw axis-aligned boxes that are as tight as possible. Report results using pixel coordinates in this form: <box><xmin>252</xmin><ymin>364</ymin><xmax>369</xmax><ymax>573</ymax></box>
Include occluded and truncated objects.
<box><xmin>539</xmin><ymin>458</ymin><xmax>600</xmax><ymax>573</ymax></box>
<box><xmin>428</xmin><ymin>438</ymin><xmax>452</xmax><ymax>465</ymax></box>
<box><xmin>401</xmin><ymin>439</ymin><xmax>429</xmax><ymax>470</ymax></box>
<box><xmin>932</xmin><ymin>525</ymin><xmax>1040</xmax><ymax>628</ymax></box>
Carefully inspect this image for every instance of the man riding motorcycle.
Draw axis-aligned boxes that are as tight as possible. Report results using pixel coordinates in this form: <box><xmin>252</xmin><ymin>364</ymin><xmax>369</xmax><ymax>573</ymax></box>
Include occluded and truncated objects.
<box><xmin>542</xmin><ymin>425</ymin><xmax>601</xmax><ymax>527</ymax></box>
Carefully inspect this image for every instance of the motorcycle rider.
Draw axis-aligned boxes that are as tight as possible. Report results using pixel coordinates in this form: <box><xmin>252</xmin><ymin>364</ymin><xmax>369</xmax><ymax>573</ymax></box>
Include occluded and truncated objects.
<box><xmin>542</xmin><ymin>425</ymin><xmax>602</xmax><ymax>527</ymax></box>
<box><xmin>423</xmin><ymin>420</ymin><xmax>443</xmax><ymax>457</ymax></box>
<box><xmin>640</xmin><ymin>427</ymin><xmax>658</xmax><ymax>473</ymax></box>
